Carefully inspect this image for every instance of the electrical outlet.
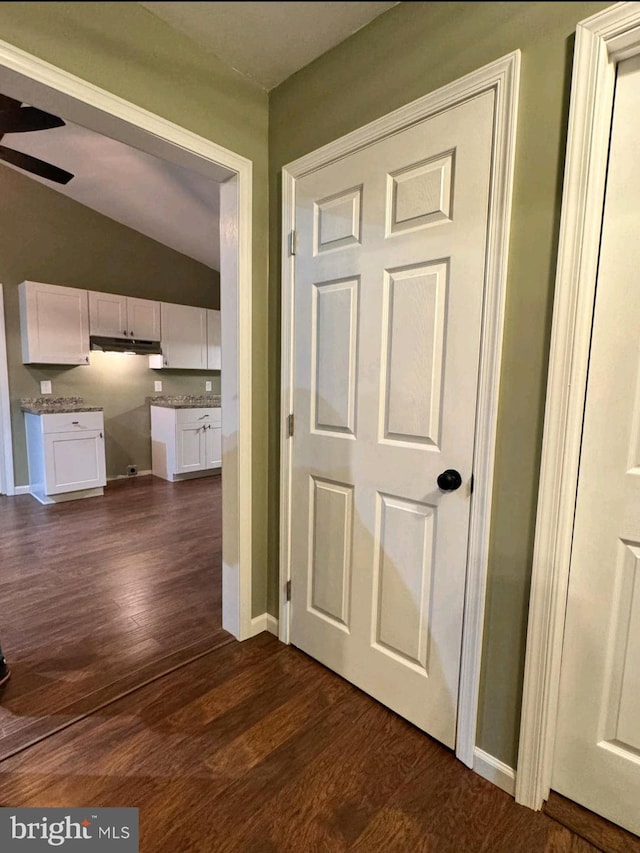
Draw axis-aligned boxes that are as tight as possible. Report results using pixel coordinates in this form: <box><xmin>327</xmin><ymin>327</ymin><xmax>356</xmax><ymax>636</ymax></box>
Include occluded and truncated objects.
<box><xmin>205</xmin><ymin>381</ymin><xmax>212</xmax><ymax>392</ymax></box>
<box><xmin>40</xmin><ymin>380</ymin><xmax>52</xmax><ymax>395</ymax></box>
<box><xmin>154</xmin><ymin>380</ymin><xmax>163</xmax><ymax>392</ymax></box>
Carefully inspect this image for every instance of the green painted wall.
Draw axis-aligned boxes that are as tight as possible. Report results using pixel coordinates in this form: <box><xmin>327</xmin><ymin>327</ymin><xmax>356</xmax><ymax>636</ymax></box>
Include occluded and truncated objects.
<box><xmin>0</xmin><ymin>2</ymin><xmax>269</xmax><ymax>615</ymax></box>
<box><xmin>0</xmin><ymin>165</ymin><xmax>220</xmax><ymax>484</ymax></box>
<box><xmin>269</xmin><ymin>1</ymin><xmax>611</xmax><ymax>767</ymax></box>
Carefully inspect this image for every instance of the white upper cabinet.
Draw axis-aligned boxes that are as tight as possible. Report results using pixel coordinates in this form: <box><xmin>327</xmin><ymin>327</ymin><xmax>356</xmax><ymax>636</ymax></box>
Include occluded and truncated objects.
<box><xmin>19</xmin><ymin>281</ymin><xmax>90</xmax><ymax>365</ymax></box>
<box><xmin>88</xmin><ymin>292</ymin><xmax>127</xmax><ymax>338</ymax></box>
<box><xmin>159</xmin><ymin>302</ymin><xmax>207</xmax><ymax>369</ymax></box>
<box><xmin>206</xmin><ymin>309</ymin><xmax>221</xmax><ymax>370</ymax></box>
<box><xmin>89</xmin><ymin>292</ymin><xmax>160</xmax><ymax>340</ymax></box>
<box><xmin>127</xmin><ymin>297</ymin><xmax>160</xmax><ymax>340</ymax></box>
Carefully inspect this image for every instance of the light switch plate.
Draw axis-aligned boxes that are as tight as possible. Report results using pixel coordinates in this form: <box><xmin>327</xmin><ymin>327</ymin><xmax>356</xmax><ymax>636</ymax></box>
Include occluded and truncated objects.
<box><xmin>40</xmin><ymin>380</ymin><xmax>52</xmax><ymax>395</ymax></box>
<box><xmin>205</xmin><ymin>381</ymin><xmax>212</xmax><ymax>392</ymax></box>
<box><xmin>154</xmin><ymin>380</ymin><xmax>163</xmax><ymax>392</ymax></box>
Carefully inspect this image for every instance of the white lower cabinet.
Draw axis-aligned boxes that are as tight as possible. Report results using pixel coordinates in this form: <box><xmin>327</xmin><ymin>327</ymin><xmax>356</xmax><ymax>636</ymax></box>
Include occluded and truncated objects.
<box><xmin>24</xmin><ymin>411</ymin><xmax>107</xmax><ymax>504</ymax></box>
<box><xmin>151</xmin><ymin>406</ymin><xmax>221</xmax><ymax>481</ymax></box>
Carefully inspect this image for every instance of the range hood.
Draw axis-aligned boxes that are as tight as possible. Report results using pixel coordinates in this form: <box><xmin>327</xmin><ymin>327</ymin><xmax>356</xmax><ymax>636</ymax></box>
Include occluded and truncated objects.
<box><xmin>90</xmin><ymin>336</ymin><xmax>162</xmax><ymax>356</ymax></box>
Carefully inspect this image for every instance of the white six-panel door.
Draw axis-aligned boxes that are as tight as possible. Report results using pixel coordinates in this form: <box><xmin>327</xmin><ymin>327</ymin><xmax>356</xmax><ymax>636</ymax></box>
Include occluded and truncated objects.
<box><xmin>551</xmin><ymin>54</ymin><xmax>640</xmax><ymax>835</ymax></box>
<box><xmin>289</xmin><ymin>91</ymin><xmax>495</xmax><ymax>747</ymax></box>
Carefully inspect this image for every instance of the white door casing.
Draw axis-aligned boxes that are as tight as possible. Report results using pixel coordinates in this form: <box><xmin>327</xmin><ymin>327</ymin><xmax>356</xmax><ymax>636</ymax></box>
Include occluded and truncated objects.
<box><xmin>517</xmin><ymin>2</ymin><xmax>640</xmax><ymax>812</ymax></box>
<box><xmin>280</xmin><ymin>53</ymin><xmax>520</xmax><ymax>765</ymax></box>
<box><xmin>0</xmin><ymin>284</ymin><xmax>14</xmax><ymax>495</ymax></box>
<box><xmin>0</xmin><ymin>37</ymin><xmax>253</xmax><ymax>640</ymax></box>
<box><xmin>549</xmin><ymin>53</ymin><xmax>640</xmax><ymax>835</ymax></box>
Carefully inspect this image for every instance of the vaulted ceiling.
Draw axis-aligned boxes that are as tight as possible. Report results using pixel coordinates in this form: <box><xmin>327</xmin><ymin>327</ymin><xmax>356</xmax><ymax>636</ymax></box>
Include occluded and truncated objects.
<box><xmin>0</xmin><ymin>3</ymin><xmax>399</xmax><ymax>269</ymax></box>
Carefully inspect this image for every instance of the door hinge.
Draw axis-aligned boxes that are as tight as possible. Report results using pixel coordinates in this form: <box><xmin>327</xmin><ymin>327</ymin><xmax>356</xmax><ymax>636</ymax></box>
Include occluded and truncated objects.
<box><xmin>288</xmin><ymin>230</ymin><xmax>297</xmax><ymax>256</ymax></box>
<box><xmin>286</xmin><ymin>579</ymin><xmax>291</xmax><ymax>602</ymax></box>
<box><xmin>287</xmin><ymin>412</ymin><xmax>294</xmax><ymax>437</ymax></box>
<box><xmin>469</xmin><ymin>474</ymin><xmax>474</xmax><ymax>495</ymax></box>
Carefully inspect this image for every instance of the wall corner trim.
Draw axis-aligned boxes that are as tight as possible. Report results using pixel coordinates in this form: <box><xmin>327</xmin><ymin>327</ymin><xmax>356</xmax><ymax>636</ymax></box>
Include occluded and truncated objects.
<box><xmin>474</xmin><ymin>747</ymin><xmax>516</xmax><ymax>797</ymax></box>
<box><xmin>250</xmin><ymin>613</ymin><xmax>279</xmax><ymax>637</ymax></box>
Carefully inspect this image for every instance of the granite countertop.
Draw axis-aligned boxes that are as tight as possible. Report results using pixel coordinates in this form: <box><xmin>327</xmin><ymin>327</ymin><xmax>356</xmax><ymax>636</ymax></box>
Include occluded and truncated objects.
<box><xmin>148</xmin><ymin>394</ymin><xmax>221</xmax><ymax>409</ymax></box>
<box><xmin>21</xmin><ymin>396</ymin><xmax>104</xmax><ymax>415</ymax></box>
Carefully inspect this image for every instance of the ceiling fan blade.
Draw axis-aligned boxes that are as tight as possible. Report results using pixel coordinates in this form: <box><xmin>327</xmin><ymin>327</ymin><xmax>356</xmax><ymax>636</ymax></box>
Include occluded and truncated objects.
<box><xmin>0</xmin><ymin>94</ymin><xmax>21</xmax><ymax>111</ymax></box>
<box><xmin>0</xmin><ymin>106</ymin><xmax>65</xmax><ymax>134</ymax></box>
<box><xmin>0</xmin><ymin>145</ymin><xmax>73</xmax><ymax>184</ymax></box>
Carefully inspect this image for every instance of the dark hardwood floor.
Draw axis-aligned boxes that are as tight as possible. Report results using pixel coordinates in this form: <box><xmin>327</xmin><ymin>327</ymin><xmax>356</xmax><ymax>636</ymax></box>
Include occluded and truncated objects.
<box><xmin>0</xmin><ymin>474</ymin><xmax>229</xmax><ymax>759</ymax></box>
<box><xmin>0</xmin><ymin>634</ymin><xmax>598</xmax><ymax>852</ymax></box>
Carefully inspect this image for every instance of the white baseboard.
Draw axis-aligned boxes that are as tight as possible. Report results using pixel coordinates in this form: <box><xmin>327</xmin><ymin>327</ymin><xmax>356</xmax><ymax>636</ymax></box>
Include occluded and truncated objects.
<box><xmin>12</xmin><ymin>485</ymin><xmax>30</xmax><ymax>496</ymax></box>
<box><xmin>250</xmin><ymin>613</ymin><xmax>279</xmax><ymax>637</ymax></box>
<box><xmin>473</xmin><ymin>747</ymin><xmax>516</xmax><ymax>796</ymax></box>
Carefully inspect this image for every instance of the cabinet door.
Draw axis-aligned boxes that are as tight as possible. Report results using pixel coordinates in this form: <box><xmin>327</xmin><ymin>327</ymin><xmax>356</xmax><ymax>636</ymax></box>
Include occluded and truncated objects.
<box><xmin>207</xmin><ymin>309</ymin><xmax>221</xmax><ymax>370</ymax></box>
<box><xmin>205</xmin><ymin>425</ymin><xmax>222</xmax><ymax>469</ymax></box>
<box><xmin>88</xmin><ymin>291</ymin><xmax>128</xmax><ymax>338</ymax></box>
<box><xmin>175</xmin><ymin>423</ymin><xmax>206</xmax><ymax>473</ymax></box>
<box><xmin>43</xmin><ymin>430</ymin><xmax>106</xmax><ymax>494</ymax></box>
<box><xmin>20</xmin><ymin>281</ymin><xmax>90</xmax><ymax>365</ymax></box>
<box><xmin>127</xmin><ymin>297</ymin><xmax>160</xmax><ymax>340</ymax></box>
<box><xmin>161</xmin><ymin>303</ymin><xmax>207</xmax><ymax>369</ymax></box>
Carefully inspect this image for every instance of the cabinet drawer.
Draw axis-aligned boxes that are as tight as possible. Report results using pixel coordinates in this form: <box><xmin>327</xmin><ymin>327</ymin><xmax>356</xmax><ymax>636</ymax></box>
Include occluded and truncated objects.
<box><xmin>41</xmin><ymin>411</ymin><xmax>104</xmax><ymax>434</ymax></box>
<box><xmin>175</xmin><ymin>407</ymin><xmax>220</xmax><ymax>426</ymax></box>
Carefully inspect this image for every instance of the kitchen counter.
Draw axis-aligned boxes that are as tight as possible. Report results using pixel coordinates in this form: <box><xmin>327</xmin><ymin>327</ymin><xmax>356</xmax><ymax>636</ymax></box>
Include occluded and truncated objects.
<box><xmin>21</xmin><ymin>396</ymin><xmax>103</xmax><ymax>415</ymax></box>
<box><xmin>148</xmin><ymin>394</ymin><xmax>221</xmax><ymax>409</ymax></box>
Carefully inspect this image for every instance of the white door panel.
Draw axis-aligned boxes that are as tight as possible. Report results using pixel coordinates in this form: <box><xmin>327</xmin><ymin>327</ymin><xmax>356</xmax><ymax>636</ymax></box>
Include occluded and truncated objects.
<box><xmin>290</xmin><ymin>92</ymin><xmax>495</xmax><ymax>746</ymax></box>
<box><xmin>552</xmin><ymin>54</ymin><xmax>640</xmax><ymax>835</ymax></box>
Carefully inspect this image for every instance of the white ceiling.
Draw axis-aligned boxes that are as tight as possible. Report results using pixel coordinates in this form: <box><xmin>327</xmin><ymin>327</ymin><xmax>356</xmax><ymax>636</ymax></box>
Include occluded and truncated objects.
<box><xmin>141</xmin><ymin>1</ymin><xmax>398</xmax><ymax>90</ymax></box>
<box><xmin>0</xmin><ymin>2</ymin><xmax>399</xmax><ymax>270</ymax></box>
<box><xmin>0</xmin><ymin>119</ymin><xmax>223</xmax><ymax>269</ymax></box>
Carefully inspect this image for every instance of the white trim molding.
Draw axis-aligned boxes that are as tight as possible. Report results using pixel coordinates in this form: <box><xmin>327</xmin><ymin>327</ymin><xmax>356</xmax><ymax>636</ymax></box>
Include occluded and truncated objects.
<box><xmin>250</xmin><ymin>613</ymin><xmax>279</xmax><ymax>637</ymax></box>
<box><xmin>0</xmin><ymin>284</ymin><xmax>15</xmax><ymax>495</ymax></box>
<box><xmin>516</xmin><ymin>2</ymin><xmax>640</xmax><ymax>812</ymax></box>
<box><xmin>279</xmin><ymin>51</ymin><xmax>520</xmax><ymax>769</ymax></box>
<box><xmin>0</xmin><ymin>39</ymin><xmax>254</xmax><ymax>641</ymax></box>
<box><xmin>474</xmin><ymin>748</ymin><xmax>516</xmax><ymax>797</ymax></box>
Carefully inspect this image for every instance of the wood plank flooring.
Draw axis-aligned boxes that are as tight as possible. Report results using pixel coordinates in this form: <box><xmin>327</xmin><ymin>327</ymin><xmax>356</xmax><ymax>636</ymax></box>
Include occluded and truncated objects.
<box><xmin>0</xmin><ymin>474</ymin><xmax>228</xmax><ymax>759</ymax></box>
<box><xmin>0</xmin><ymin>635</ymin><xmax>598</xmax><ymax>852</ymax></box>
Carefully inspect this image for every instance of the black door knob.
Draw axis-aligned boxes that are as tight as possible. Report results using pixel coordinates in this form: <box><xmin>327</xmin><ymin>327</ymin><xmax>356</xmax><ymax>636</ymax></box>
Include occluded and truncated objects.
<box><xmin>437</xmin><ymin>469</ymin><xmax>462</xmax><ymax>491</ymax></box>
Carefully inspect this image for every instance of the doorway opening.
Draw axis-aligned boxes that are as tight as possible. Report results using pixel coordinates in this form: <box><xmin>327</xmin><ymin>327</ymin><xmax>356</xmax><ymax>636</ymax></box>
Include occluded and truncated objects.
<box><xmin>0</xmin><ymin>37</ymin><xmax>253</xmax><ymax>757</ymax></box>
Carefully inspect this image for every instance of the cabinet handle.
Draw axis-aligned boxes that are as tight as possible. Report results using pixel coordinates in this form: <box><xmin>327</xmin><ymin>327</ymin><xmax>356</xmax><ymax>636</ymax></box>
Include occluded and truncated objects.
<box><xmin>100</xmin><ymin>432</ymin><xmax>103</xmax><ymax>438</ymax></box>
<box><xmin>130</xmin><ymin>330</ymin><xmax>134</xmax><ymax>336</ymax></box>
<box><xmin>85</xmin><ymin>356</ymin><xmax>89</xmax><ymax>363</ymax></box>
<box><xmin>123</xmin><ymin>330</ymin><xmax>127</xmax><ymax>336</ymax></box>
<box><xmin>72</xmin><ymin>421</ymin><xmax>79</xmax><ymax>425</ymax></box>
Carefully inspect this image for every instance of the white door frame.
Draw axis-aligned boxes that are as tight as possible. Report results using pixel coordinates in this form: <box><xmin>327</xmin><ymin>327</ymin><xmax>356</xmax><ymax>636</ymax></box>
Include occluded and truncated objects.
<box><xmin>0</xmin><ymin>284</ymin><xmax>14</xmax><ymax>495</ymax></box>
<box><xmin>279</xmin><ymin>51</ymin><xmax>520</xmax><ymax>768</ymax></box>
<box><xmin>0</xmin><ymin>39</ymin><xmax>254</xmax><ymax>640</ymax></box>
<box><xmin>516</xmin><ymin>1</ymin><xmax>640</xmax><ymax>811</ymax></box>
